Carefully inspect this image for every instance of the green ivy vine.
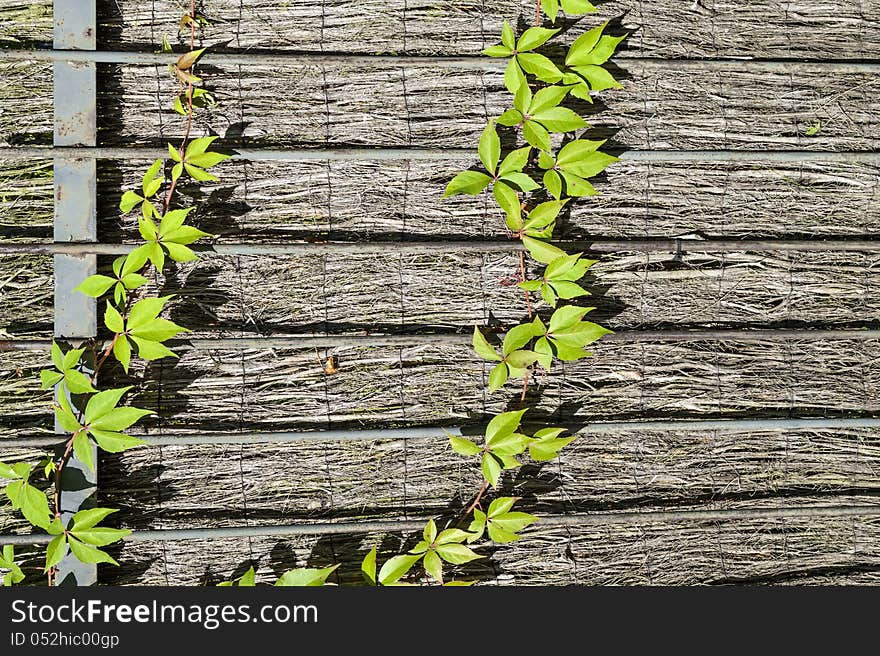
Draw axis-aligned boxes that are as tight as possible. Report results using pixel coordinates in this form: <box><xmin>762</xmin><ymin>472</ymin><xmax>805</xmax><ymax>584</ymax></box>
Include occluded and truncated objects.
<box><xmin>0</xmin><ymin>2</ymin><xmax>624</xmax><ymax>587</ymax></box>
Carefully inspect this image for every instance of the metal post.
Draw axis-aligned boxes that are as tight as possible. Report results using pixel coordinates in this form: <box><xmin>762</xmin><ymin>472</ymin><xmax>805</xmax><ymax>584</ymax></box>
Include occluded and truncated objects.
<box><xmin>52</xmin><ymin>0</ymin><xmax>98</xmax><ymax>586</ymax></box>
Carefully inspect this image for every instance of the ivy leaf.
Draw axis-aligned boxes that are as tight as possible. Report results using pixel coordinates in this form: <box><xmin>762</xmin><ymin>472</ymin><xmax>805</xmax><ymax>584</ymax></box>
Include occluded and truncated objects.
<box><xmin>275</xmin><ymin>565</ymin><xmax>339</xmax><ymax>586</ymax></box>
<box><xmin>73</xmin><ymin>431</ymin><xmax>95</xmax><ymax>473</ymax></box>
<box><xmin>44</xmin><ymin>534</ymin><xmax>68</xmax><ymax>571</ymax></box>
<box><xmin>240</xmin><ymin>567</ymin><xmax>256</xmax><ymax>586</ymax></box>
<box><xmin>71</xmin><ymin>527</ymin><xmax>131</xmax><ymax>547</ymax></box>
<box><xmin>119</xmin><ymin>190</ymin><xmax>144</xmax><ymax>214</ymax></box>
<box><xmin>176</xmin><ymin>47</ymin><xmax>205</xmax><ymax>70</ymax></box>
<box><xmin>449</xmin><ymin>435</ymin><xmax>482</xmax><ymax>457</ymax></box>
<box><xmin>443</xmin><ymin>170</ymin><xmax>492</xmax><ymax>198</ymax></box>
<box><xmin>498</xmin><ymin>146</ymin><xmax>531</xmax><ymax>176</ymax></box>
<box><xmin>478</xmin><ymin>121</ymin><xmax>501</xmax><ymax>176</ymax></box>
<box><xmin>361</xmin><ymin>547</ymin><xmax>377</xmax><ymax>586</ymax></box>
<box><xmin>423</xmin><ymin>550</ymin><xmax>444</xmax><ymax>582</ymax></box>
<box><xmin>493</xmin><ymin>182</ymin><xmax>522</xmax><ymax>231</ymax></box>
<box><xmin>481</xmin><ymin>452</ymin><xmax>503</xmax><ymax>487</ymax></box>
<box><xmin>74</xmin><ymin>274</ymin><xmax>116</xmax><ymax>298</ymax></box>
<box><xmin>522</xmin><ymin>236</ymin><xmax>567</xmax><ymax>264</ymax></box>
<box><xmin>0</xmin><ymin>462</ymin><xmax>18</xmax><ymax>480</ymax></box>
<box><xmin>566</xmin><ymin>23</ymin><xmax>626</xmax><ymax>67</ymax></box>
<box><xmin>517</xmin><ymin>27</ymin><xmax>559</xmax><ymax>51</ymax></box>
<box><xmin>5</xmin><ymin>480</ymin><xmax>51</xmax><ymax>529</ymax></box>
<box><xmin>530</xmin><ymin>427</ymin><xmax>576</xmax><ymax>461</ymax></box>
<box><xmin>71</xmin><ymin>507</ymin><xmax>118</xmax><ymax>532</ymax></box>
<box><xmin>67</xmin><ymin>537</ymin><xmax>119</xmax><ymax>566</ymax></box>
<box><xmin>488</xmin><ymin>363</ymin><xmax>508</xmax><ymax>391</ymax></box>
<box><xmin>89</xmin><ymin>430</ymin><xmax>149</xmax><ymax>454</ymax></box>
<box><xmin>378</xmin><ymin>554</ymin><xmax>422</xmax><ymax>586</ymax></box>
<box><xmin>472</xmin><ymin>326</ymin><xmax>502</xmax><ymax>362</ymax></box>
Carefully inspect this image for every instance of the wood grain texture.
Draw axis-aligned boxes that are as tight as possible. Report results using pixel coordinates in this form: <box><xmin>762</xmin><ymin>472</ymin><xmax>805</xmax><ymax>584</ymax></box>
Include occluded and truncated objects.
<box><xmin>100</xmin><ymin>62</ymin><xmax>880</xmax><ymax>151</ymax></box>
<box><xmin>100</xmin><ymin>0</ymin><xmax>880</xmax><ymax>60</ymax></box>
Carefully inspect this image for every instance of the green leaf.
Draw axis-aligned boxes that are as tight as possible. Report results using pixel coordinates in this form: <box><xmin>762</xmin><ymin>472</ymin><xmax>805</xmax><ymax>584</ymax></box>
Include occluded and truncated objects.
<box><xmin>423</xmin><ymin>550</ymin><xmax>443</xmax><ymax>582</ymax></box>
<box><xmin>549</xmin><ymin>305</ymin><xmax>591</xmax><ymax>332</ymax></box>
<box><xmin>128</xmin><ymin>296</ymin><xmax>170</xmax><ymax>329</ymax></box>
<box><xmin>540</xmin><ymin>170</ymin><xmax>562</xmax><ymax>202</ymax></box>
<box><xmin>449</xmin><ymin>435</ymin><xmax>482</xmax><ymax>457</ymax></box>
<box><xmin>54</xmin><ymin>397</ymin><xmax>82</xmax><ymax>433</ymax></box>
<box><xmin>497</xmin><ymin>108</ymin><xmax>523</xmax><ymax>127</ymax></box>
<box><xmin>89</xmin><ymin>406</ymin><xmax>153</xmax><ymax>432</ymax></box>
<box><xmin>67</xmin><ymin>538</ymin><xmax>118</xmax><ymax>566</ymax></box>
<box><xmin>502</xmin><ymin>323</ymin><xmax>535</xmax><ymax>355</ymax></box>
<box><xmin>84</xmin><ymin>386</ymin><xmax>131</xmax><ymax>424</ymax></box>
<box><xmin>482</xmin><ymin>44</ymin><xmax>512</xmax><ymax>58</ymax></box>
<box><xmin>39</xmin><ymin>370</ymin><xmax>64</xmax><ymax>389</ymax></box>
<box><xmin>532</xmin><ymin>106</ymin><xmax>589</xmax><ymax>132</ymax></box>
<box><xmin>423</xmin><ymin>519</ymin><xmax>438</xmax><ymax>544</ymax></box>
<box><xmin>472</xmin><ymin>326</ymin><xmax>501</xmax><ymax>361</ymax></box>
<box><xmin>579</xmin><ymin>34</ymin><xmax>626</xmax><ymax>66</ymax></box>
<box><xmin>51</xmin><ymin>341</ymin><xmax>64</xmax><ymax>370</ymax></box>
<box><xmin>122</xmin><ymin>246</ymin><xmax>149</xmax><ymax>277</ymax></box>
<box><xmin>88</xmin><ymin>429</ymin><xmax>148</xmax><ymax>453</ymax></box>
<box><xmin>522</xmin><ymin>121</ymin><xmax>551</xmax><ymax>151</ymax></box>
<box><xmin>478</xmin><ymin>122</ymin><xmax>501</xmax><ymax>176</ymax></box>
<box><xmin>186</xmin><ymin>151</ymin><xmax>230</xmax><ymax>169</ymax></box>
<box><xmin>488</xmin><ymin>362</ymin><xmax>508</xmax><ymax>392</ymax></box>
<box><xmin>75</xmin><ymin>274</ymin><xmax>116</xmax><ymax>298</ymax></box>
<box><xmin>71</xmin><ymin>507</ymin><xmax>117</xmax><ymax>532</ymax></box>
<box><xmin>73</xmin><ymin>431</ymin><xmax>94</xmax><ymax>473</ymax></box>
<box><xmin>275</xmin><ymin>564</ymin><xmax>338</xmax><ymax>586</ymax></box>
<box><xmin>572</xmin><ymin>64</ymin><xmax>622</xmax><ymax>92</ymax></box>
<box><xmin>501</xmin><ymin>21</ymin><xmax>516</xmax><ymax>50</ymax></box>
<box><xmin>239</xmin><ymin>566</ymin><xmax>256</xmax><ymax>587</ymax></box>
<box><xmin>487</xmin><ymin>497</ymin><xmax>517</xmax><ymax>517</ymax></box>
<box><xmin>121</xmin><ymin>273</ymin><xmax>149</xmax><ymax>290</ymax></box>
<box><xmin>162</xmin><ymin>224</ymin><xmax>212</xmax><ymax>245</ymax></box>
<box><xmin>435</xmin><ymin>543</ymin><xmax>481</xmax><ymax>565</ymax></box>
<box><xmin>529</xmin><ymin>85</ymin><xmax>570</xmax><ymax>114</ymax></box>
<box><xmin>542</xmin><ymin>0</ymin><xmax>559</xmax><ymax>22</ymax></box>
<box><xmin>525</xmin><ymin>199</ymin><xmax>565</xmax><ymax>230</ymax></box>
<box><xmin>171</xmin><ymin>163</ymin><xmax>184</xmax><ymax>182</ymax></box>
<box><xmin>0</xmin><ymin>462</ymin><xmax>18</xmax><ymax>480</ymax></box>
<box><xmin>361</xmin><ymin>547</ymin><xmax>377</xmax><ymax>586</ymax></box>
<box><xmin>104</xmin><ymin>302</ymin><xmax>124</xmax><ymax>333</ymax></box>
<box><xmin>560</xmin><ymin>0</ymin><xmax>597</xmax><ymax>14</ymax></box>
<box><xmin>517</xmin><ymin>27</ymin><xmax>559</xmax><ymax>51</ymax></box>
<box><xmin>481</xmin><ymin>452</ymin><xmax>503</xmax><ymax>487</ymax></box>
<box><xmin>113</xmin><ymin>337</ymin><xmax>131</xmax><ymax>374</ymax></box>
<box><xmin>436</xmin><ymin>528</ymin><xmax>472</xmax><ymax>545</ymax></box>
<box><xmin>560</xmin><ymin>171</ymin><xmax>597</xmax><ymax>197</ymax></box>
<box><xmin>487</xmin><ymin>431</ymin><xmax>529</xmax><ymax>456</ymax></box>
<box><xmin>131</xmin><ymin>336</ymin><xmax>178</xmax><ymax>361</ymax></box>
<box><xmin>378</xmin><ymin>554</ymin><xmax>422</xmax><ymax>585</ymax></box>
<box><xmin>565</xmin><ymin>22</ymin><xmax>607</xmax><ymax>66</ymax></box>
<box><xmin>142</xmin><ymin>158</ymin><xmax>164</xmax><ymax>197</ymax></box>
<box><xmin>517</xmin><ymin>53</ymin><xmax>563</xmax><ymax>83</ymax></box>
<box><xmin>552</xmin><ymin>280</ymin><xmax>590</xmax><ymax>299</ymax></box>
<box><xmin>530</xmin><ymin>434</ymin><xmax>575</xmax><ymax>461</ymax></box>
<box><xmin>119</xmin><ymin>190</ymin><xmax>144</xmax><ymax>214</ymax></box>
<box><xmin>518</xmin><ymin>279</ymin><xmax>542</xmax><ymax>292</ymax></box>
<box><xmin>493</xmin><ymin>182</ymin><xmax>522</xmax><ymax>231</ymax></box>
<box><xmin>442</xmin><ymin>170</ymin><xmax>492</xmax><ymax>198</ymax></box>
<box><xmin>498</xmin><ymin>146</ymin><xmax>531</xmax><ymax>176</ymax></box>
<box><xmin>503</xmin><ymin>57</ymin><xmax>527</xmax><ymax>95</ymax></box>
<box><xmin>45</xmin><ymin>534</ymin><xmax>67</xmax><ymax>571</ymax></box>
<box><xmin>158</xmin><ymin>207</ymin><xmax>193</xmax><ymax>236</ymax></box>
<box><xmin>129</xmin><ymin>317</ymin><xmax>186</xmax><ymax>343</ymax></box>
<box><xmin>486</xmin><ymin>408</ymin><xmax>527</xmax><ymax>443</ymax></box>
<box><xmin>11</xmin><ymin>482</ymin><xmax>51</xmax><ymax>529</ymax></box>
<box><xmin>64</xmin><ymin>370</ymin><xmax>96</xmax><ymax>395</ymax></box>
<box><xmin>184</xmin><ymin>164</ymin><xmax>218</xmax><ymax>182</ymax></box>
<box><xmin>499</xmin><ymin>172</ymin><xmax>540</xmax><ymax>192</ymax></box>
<box><xmin>523</xmin><ymin>236</ymin><xmax>566</xmax><ymax>264</ymax></box>
<box><xmin>560</xmin><ymin>150</ymin><xmax>619</xmax><ymax>179</ymax></box>
<box><xmin>486</xmin><ymin>523</ymin><xmax>522</xmax><ymax>543</ymax></box>
<box><xmin>71</xmin><ymin>527</ymin><xmax>131</xmax><ymax>547</ymax></box>
<box><xmin>186</xmin><ymin>136</ymin><xmax>219</xmax><ymax>158</ymax></box>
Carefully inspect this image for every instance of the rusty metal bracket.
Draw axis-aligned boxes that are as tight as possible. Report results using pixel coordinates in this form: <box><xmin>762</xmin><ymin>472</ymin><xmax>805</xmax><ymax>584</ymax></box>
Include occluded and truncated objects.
<box><xmin>52</xmin><ymin>0</ymin><xmax>98</xmax><ymax>587</ymax></box>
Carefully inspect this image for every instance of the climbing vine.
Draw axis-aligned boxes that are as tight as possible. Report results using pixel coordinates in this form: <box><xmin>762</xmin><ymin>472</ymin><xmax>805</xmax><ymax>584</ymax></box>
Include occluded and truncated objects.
<box><xmin>0</xmin><ymin>3</ymin><xmax>624</xmax><ymax>586</ymax></box>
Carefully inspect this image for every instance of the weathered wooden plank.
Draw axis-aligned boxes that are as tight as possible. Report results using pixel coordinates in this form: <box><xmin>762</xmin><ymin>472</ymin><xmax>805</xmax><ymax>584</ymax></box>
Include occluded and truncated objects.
<box><xmin>0</xmin><ymin>61</ymin><xmax>52</xmax><ymax>146</ymax></box>
<box><xmin>117</xmin><ymin>250</ymin><xmax>880</xmax><ymax>338</ymax></box>
<box><xmin>101</xmin><ymin>0</ymin><xmax>880</xmax><ymax>60</ymax></box>
<box><xmin>100</xmin><ymin>157</ymin><xmax>880</xmax><ymax>240</ymax></box>
<box><xmin>102</xmin><ymin>63</ymin><xmax>880</xmax><ymax>151</ymax></box>
<box><xmin>0</xmin><ymin>159</ymin><xmax>53</xmax><ymax>241</ymax></box>
<box><xmin>100</xmin><ymin>337</ymin><xmax>880</xmax><ymax>439</ymax></box>
<box><xmin>97</xmin><ymin>506</ymin><xmax>880</xmax><ymax>585</ymax></box>
<box><xmin>0</xmin><ymin>2</ymin><xmax>52</xmax><ymax>47</ymax></box>
<box><xmin>0</xmin><ymin>254</ymin><xmax>53</xmax><ymax>338</ymax></box>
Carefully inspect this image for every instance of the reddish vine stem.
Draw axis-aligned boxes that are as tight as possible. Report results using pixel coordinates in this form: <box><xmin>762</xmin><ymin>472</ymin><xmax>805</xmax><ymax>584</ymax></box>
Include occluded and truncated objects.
<box><xmin>465</xmin><ymin>480</ymin><xmax>490</xmax><ymax>516</ymax></box>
